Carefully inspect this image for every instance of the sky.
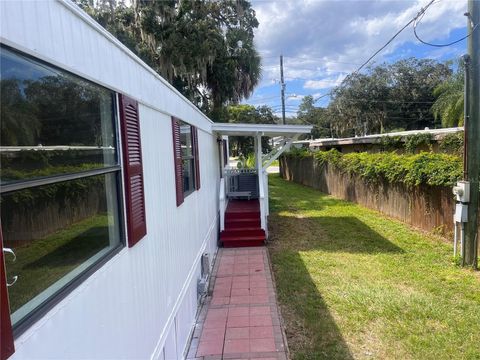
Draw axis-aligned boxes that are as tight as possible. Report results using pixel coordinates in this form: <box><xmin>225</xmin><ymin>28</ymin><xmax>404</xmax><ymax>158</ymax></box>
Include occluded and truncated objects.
<box><xmin>244</xmin><ymin>0</ymin><xmax>470</xmax><ymax>117</ymax></box>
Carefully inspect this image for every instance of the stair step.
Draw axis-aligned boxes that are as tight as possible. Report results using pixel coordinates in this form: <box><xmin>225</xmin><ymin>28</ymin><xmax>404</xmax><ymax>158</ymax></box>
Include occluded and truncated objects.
<box><xmin>221</xmin><ymin>229</ymin><xmax>265</xmax><ymax>238</ymax></box>
<box><xmin>225</xmin><ymin>218</ymin><xmax>260</xmax><ymax>226</ymax></box>
<box><xmin>221</xmin><ymin>234</ymin><xmax>265</xmax><ymax>248</ymax></box>
<box><xmin>224</xmin><ymin>226</ymin><xmax>263</xmax><ymax>232</ymax></box>
<box><xmin>225</xmin><ymin>211</ymin><xmax>260</xmax><ymax>221</ymax></box>
<box><xmin>220</xmin><ymin>233</ymin><xmax>265</xmax><ymax>241</ymax></box>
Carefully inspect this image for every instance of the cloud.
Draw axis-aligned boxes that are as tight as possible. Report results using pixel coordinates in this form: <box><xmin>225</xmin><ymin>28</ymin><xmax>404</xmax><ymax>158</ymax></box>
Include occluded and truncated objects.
<box><xmin>253</xmin><ymin>0</ymin><xmax>467</xmax><ymax>90</ymax></box>
<box><xmin>303</xmin><ymin>74</ymin><xmax>346</xmax><ymax>89</ymax></box>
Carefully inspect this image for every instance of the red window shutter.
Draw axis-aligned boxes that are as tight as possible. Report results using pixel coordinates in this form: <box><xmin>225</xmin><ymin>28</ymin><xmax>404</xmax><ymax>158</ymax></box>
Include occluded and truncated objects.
<box><xmin>193</xmin><ymin>127</ymin><xmax>201</xmax><ymax>190</ymax></box>
<box><xmin>119</xmin><ymin>94</ymin><xmax>147</xmax><ymax>247</ymax></box>
<box><xmin>1</xmin><ymin>223</ymin><xmax>15</xmax><ymax>360</ymax></box>
<box><xmin>172</xmin><ymin>117</ymin><xmax>184</xmax><ymax>206</ymax></box>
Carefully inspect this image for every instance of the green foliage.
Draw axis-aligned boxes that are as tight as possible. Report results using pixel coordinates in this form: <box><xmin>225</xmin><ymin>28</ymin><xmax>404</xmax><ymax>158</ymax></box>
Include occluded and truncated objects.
<box><xmin>328</xmin><ymin>58</ymin><xmax>451</xmax><ymax>137</ymax></box>
<box><xmin>296</xmin><ymin>95</ymin><xmax>331</xmax><ymax>139</ymax></box>
<box><xmin>76</xmin><ymin>0</ymin><xmax>261</xmax><ymax>115</ymax></box>
<box><xmin>439</xmin><ymin>132</ymin><xmax>464</xmax><ymax>155</ymax></box>
<box><xmin>404</xmin><ymin>133</ymin><xmax>433</xmax><ymax>153</ymax></box>
<box><xmin>286</xmin><ymin>149</ymin><xmax>462</xmax><ymax>187</ymax></box>
<box><xmin>1</xmin><ymin>163</ymin><xmax>105</xmax><ymax>206</ymax></box>
<box><xmin>378</xmin><ymin>135</ymin><xmax>403</xmax><ymax>151</ymax></box>
<box><xmin>237</xmin><ymin>153</ymin><xmax>256</xmax><ymax>169</ymax></box>
<box><xmin>223</xmin><ymin>104</ymin><xmax>276</xmax><ymax>155</ymax></box>
<box><xmin>284</xmin><ymin>147</ymin><xmax>311</xmax><ymax>158</ymax></box>
<box><xmin>313</xmin><ymin>148</ymin><xmax>343</xmax><ymax>166</ymax></box>
<box><xmin>431</xmin><ymin>60</ymin><xmax>464</xmax><ymax>127</ymax></box>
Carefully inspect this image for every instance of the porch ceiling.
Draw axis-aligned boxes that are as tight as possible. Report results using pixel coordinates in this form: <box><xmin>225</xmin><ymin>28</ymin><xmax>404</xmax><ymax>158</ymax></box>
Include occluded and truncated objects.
<box><xmin>212</xmin><ymin>123</ymin><xmax>312</xmax><ymax>137</ymax></box>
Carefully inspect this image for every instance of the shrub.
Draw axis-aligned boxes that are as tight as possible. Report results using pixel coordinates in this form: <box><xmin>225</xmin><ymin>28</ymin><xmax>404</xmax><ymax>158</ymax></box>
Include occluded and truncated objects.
<box><xmin>284</xmin><ymin>149</ymin><xmax>462</xmax><ymax>187</ymax></box>
<box><xmin>439</xmin><ymin>132</ymin><xmax>464</xmax><ymax>155</ymax></box>
<box><xmin>404</xmin><ymin>133</ymin><xmax>433</xmax><ymax>153</ymax></box>
<box><xmin>378</xmin><ymin>135</ymin><xmax>403</xmax><ymax>151</ymax></box>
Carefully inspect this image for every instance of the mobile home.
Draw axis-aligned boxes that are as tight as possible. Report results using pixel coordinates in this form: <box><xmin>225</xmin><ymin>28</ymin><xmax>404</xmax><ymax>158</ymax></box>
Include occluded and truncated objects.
<box><xmin>0</xmin><ymin>1</ymin><xmax>311</xmax><ymax>359</ymax></box>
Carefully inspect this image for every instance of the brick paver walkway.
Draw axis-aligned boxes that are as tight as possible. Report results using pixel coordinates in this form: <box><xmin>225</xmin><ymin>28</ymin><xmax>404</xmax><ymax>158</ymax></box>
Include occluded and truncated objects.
<box><xmin>187</xmin><ymin>248</ymin><xmax>288</xmax><ymax>359</ymax></box>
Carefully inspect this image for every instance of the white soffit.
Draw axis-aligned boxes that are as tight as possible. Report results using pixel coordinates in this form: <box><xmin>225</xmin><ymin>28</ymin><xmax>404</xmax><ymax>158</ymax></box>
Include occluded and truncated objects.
<box><xmin>212</xmin><ymin>123</ymin><xmax>313</xmax><ymax>137</ymax></box>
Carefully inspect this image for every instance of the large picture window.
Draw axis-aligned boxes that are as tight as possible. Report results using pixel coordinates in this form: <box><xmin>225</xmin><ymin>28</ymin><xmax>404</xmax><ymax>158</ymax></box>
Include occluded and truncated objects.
<box><xmin>0</xmin><ymin>46</ymin><xmax>123</xmax><ymax>331</ymax></box>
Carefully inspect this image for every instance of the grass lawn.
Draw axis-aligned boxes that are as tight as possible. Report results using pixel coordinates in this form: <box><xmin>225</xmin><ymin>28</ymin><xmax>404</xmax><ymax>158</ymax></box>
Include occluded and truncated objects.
<box><xmin>268</xmin><ymin>175</ymin><xmax>480</xmax><ymax>360</ymax></box>
<box><xmin>6</xmin><ymin>215</ymin><xmax>109</xmax><ymax>313</ymax></box>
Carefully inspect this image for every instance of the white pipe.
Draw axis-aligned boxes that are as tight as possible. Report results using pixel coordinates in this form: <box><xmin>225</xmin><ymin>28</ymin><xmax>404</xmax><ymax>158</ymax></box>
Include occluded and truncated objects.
<box><xmin>460</xmin><ymin>222</ymin><xmax>465</xmax><ymax>258</ymax></box>
<box><xmin>453</xmin><ymin>220</ymin><xmax>458</xmax><ymax>256</ymax></box>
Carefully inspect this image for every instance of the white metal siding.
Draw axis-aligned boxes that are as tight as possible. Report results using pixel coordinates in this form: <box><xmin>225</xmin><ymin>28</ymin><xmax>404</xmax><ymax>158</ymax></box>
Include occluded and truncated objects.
<box><xmin>1</xmin><ymin>1</ymin><xmax>221</xmax><ymax>358</ymax></box>
<box><xmin>9</xmin><ymin>102</ymin><xmax>219</xmax><ymax>360</ymax></box>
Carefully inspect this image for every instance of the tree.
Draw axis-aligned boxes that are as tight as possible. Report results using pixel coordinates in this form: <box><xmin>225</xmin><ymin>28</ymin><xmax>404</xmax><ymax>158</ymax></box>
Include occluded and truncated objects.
<box><xmin>76</xmin><ymin>0</ymin><xmax>261</xmax><ymax>117</ymax></box>
<box><xmin>296</xmin><ymin>95</ymin><xmax>331</xmax><ymax>139</ymax></box>
<box><xmin>0</xmin><ymin>79</ymin><xmax>39</xmax><ymax>146</ymax></box>
<box><xmin>388</xmin><ymin>58</ymin><xmax>450</xmax><ymax>130</ymax></box>
<box><xmin>223</xmin><ymin>104</ymin><xmax>277</xmax><ymax>155</ymax></box>
<box><xmin>431</xmin><ymin>62</ymin><xmax>464</xmax><ymax>127</ymax></box>
<box><xmin>327</xmin><ymin>58</ymin><xmax>451</xmax><ymax>137</ymax></box>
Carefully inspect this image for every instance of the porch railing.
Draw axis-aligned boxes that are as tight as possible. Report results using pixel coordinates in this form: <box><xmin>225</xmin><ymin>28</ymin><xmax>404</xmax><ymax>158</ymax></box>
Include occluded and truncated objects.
<box><xmin>224</xmin><ymin>169</ymin><xmax>259</xmax><ymax>198</ymax></box>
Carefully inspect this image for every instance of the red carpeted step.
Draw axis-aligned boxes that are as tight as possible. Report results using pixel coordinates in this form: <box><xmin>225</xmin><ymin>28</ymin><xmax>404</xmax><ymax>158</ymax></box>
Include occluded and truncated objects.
<box><xmin>226</xmin><ymin>199</ymin><xmax>260</xmax><ymax>213</ymax></box>
<box><xmin>222</xmin><ymin>199</ymin><xmax>264</xmax><ymax>247</ymax></box>
<box><xmin>225</xmin><ymin>218</ymin><xmax>261</xmax><ymax>228</ymax></box>
<box><xmin>223</xmin><ymin>226</ymin><xmax>263</xmax><ymax>232</ymax></box>
<box><xmin>221</xmin><ymin>229</ymin><xmax>265</xmax><ymax>238</ymax></box>
<box><xmin>220</xmin><ymin>230</ymin><xmax>265</xmax><ymax>248</ymax></box>
<box><xmin>225</xmin><ymin>211</ymin><xmax>260</xmax><ymax>221</ymax></box>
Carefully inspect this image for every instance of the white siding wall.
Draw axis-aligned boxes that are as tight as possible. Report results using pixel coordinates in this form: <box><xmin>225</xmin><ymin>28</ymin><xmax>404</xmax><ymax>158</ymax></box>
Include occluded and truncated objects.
<box><xmin>1</xmin><ymin>1</ymin><xmax>220</xmax><ymax>358</ymax></box>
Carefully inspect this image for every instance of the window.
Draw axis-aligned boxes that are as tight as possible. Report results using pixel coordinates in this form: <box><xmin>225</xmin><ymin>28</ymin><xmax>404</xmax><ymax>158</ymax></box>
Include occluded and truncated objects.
<box><xmin>180</xmin><ymin>121</ymin><xmax>196</xmax><ymax>195</ymax></box>
<box><xmin>172</xmin><ymin>118</ymin><xmax>200</xmax><ymax>206</ymax></box>
<box><xmin>0</xmin><ymin>46</ymin><xmax>124</xmax><ymax>332</ymax></box>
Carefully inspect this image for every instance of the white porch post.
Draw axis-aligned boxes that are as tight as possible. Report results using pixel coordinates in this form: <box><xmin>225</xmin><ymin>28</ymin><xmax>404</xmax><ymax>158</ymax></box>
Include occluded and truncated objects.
<box><xmin>256</xmin><ymin>133</ymin><xmax>266</xmax><ymax>231</ymax></box>
<box><xmin>256</xmin><ymin>133</ymin><xmax>262</xmax><ymax>174</ymax></box>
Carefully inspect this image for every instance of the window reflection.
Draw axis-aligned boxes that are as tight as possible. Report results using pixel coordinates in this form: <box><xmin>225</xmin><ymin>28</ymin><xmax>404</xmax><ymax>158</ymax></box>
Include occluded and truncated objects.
<box><xmin>179</xmin><ymin>121</ymin><xmax>196</xmax><ymax>194</ymax></box>
<box><xmin>1</xmin><ymin>173</ymin><xmax>121</xmax><ymax>325</ymax></box>
<box><xmin>0</xmin><ymin>46</ymin><xmax>117</xmax><ymax>185</ymax></box>
<box><xmin>0</xmin><ymin>46</ymin><xmax>124</xmax><ymax>331</ymax></box>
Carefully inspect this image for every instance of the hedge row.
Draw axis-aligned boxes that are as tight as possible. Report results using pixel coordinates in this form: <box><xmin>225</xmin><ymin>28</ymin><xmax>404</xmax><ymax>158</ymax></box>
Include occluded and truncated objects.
<box><xmin>285</xmin><ymin>149</ymin><xmax>463</xmax><ymax>187</ymax></box>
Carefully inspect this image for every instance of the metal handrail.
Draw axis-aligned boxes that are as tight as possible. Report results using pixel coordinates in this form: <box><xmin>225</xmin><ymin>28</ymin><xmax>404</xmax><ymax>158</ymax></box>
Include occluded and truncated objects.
<box><xmin>224</xmin><ymin>168</ymin><xmax>258</xmax><ymax>176</ymax></box>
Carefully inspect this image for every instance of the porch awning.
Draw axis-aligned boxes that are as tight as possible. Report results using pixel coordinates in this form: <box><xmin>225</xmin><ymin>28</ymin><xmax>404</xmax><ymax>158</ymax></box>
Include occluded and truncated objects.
<box><xmin>212</xmin><ymin>123</ymin><xmax>312</xmax><ymax>137</ymax></box>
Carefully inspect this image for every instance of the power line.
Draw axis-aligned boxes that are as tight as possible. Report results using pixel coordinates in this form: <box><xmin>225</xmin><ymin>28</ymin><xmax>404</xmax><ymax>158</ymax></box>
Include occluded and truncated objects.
<box><xmin>313</xmin><ymin>0</ymin><xmax>437</xmax><ymax>103</ymax></box>
<box><xmin>355</xmin><ymin>0</ymin><xmax>436</xmax><ymax>74</ymax></box>
<box><xmin>260</xmin><ymin>54</ymin><xmax>362</xmax><ymax>65</ymax></box>
<box><xmin>413</xmin><ymin>2</ymin><xmax>479</xmax><ymax>47</ymax></box>
<box><xmin>337</xmin><ymin>99</ymin><xmax>436</xmax><ymax>104</ymax></box>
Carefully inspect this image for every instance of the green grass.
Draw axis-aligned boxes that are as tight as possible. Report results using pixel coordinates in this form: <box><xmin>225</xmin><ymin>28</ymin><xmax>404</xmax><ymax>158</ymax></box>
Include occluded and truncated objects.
<box><xmin>6</xmin><ymin>215</ymin><xmax>109</xmax><ymax>313</ymax></box>
<box><xmin>267</xmin><ymin>175</ymin><xmax>480</xmax><ymax>360</ymax></box>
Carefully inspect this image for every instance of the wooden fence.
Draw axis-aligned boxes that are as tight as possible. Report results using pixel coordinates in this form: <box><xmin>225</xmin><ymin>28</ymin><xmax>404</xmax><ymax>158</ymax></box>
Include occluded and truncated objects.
<box><xmin>280</xmin><ymin>156</ymin><xmax>479</xmax><ymax>241</ymax></box>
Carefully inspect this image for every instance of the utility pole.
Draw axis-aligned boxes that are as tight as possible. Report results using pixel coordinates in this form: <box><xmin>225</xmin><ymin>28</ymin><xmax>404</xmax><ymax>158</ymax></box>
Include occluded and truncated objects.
<box><xmin>280</xmin><ymin>55</ymin><xmax>286</xmax><ymax>125</ymax></box>
<box><xmin>464</xmin><ymin>0</ymin><xmax>479</xmax><ymax>268</ymax></box>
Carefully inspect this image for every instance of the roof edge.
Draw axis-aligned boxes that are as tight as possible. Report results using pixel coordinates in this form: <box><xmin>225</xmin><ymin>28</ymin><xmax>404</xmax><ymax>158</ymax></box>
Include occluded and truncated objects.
<box><xmin>212</xmin><ymin>123</ymin><xmax>313</xmax><ymax>135</ymax></box>
<box><xmin>58</xmin><ymin>0</ymin><xmax>214</xmax><ymax>125</ymax></box>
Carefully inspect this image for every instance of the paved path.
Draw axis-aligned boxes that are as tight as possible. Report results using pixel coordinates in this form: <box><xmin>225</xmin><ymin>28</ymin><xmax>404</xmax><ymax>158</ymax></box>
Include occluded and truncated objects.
<box><xmin>187</xmin><ymin>248</ymin><xmax>288</xmax><ymax>359</ymax></box>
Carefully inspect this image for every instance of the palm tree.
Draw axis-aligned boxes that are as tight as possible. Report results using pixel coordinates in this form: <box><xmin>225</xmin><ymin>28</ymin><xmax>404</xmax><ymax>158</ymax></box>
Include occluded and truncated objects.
<box><xmin>431</xmin><ymin>64</ymin><xmax>464</xmax><ymax>128</ymax></box>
